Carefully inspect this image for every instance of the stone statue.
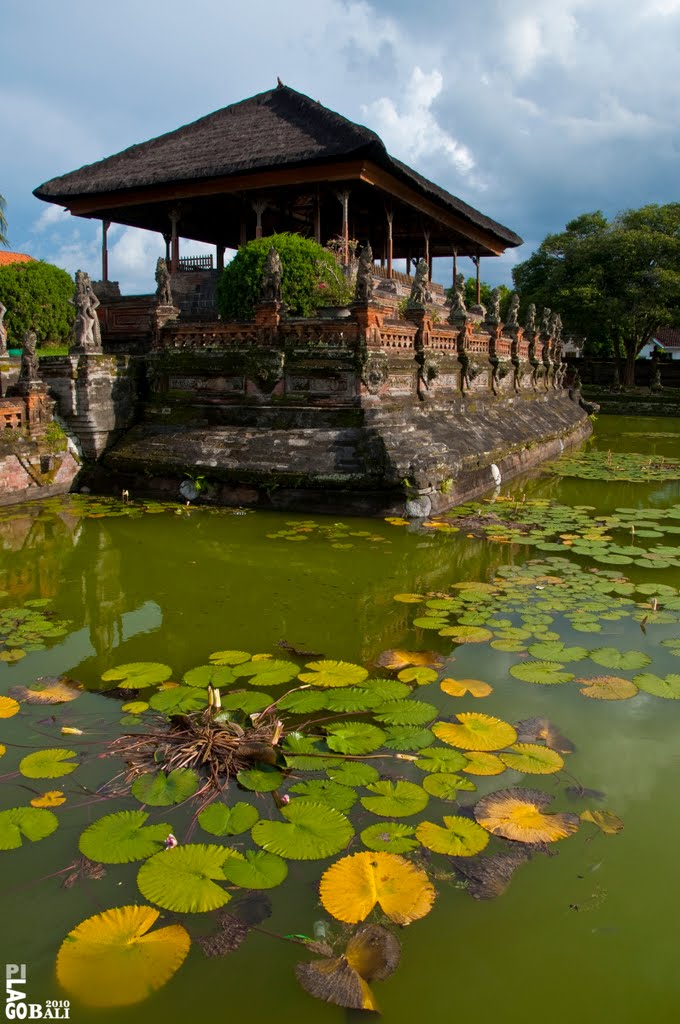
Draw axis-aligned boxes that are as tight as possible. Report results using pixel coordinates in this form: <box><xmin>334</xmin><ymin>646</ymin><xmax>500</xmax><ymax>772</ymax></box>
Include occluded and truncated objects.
<box><xmin>407</xmin><ymin>259</ymin><xmax>429</xmax><ymax>309</ymax></box>
<box><xmin>19</xmin><ymin>329</ymin><xmax>40</xmax><ymax>387</ymax></box>
<box><xmin>73</xmin><ymin>270</ymin><xmax>102</xmax><ymax>352</ymax></box>
<box><xmin>553</xmin><ymin>312</ymin><xmax>563</xmax><ymax>343</ymax></box>
<box><xmin>354</xmin><ymin>243</ymin><xmax>374</xmax><ymax>304</ymax></box>
<box><xmin>506</xmin><ymin>293</ymin><xmax>520</xmax><ymax>329</ymax></box>
<box><xmin>525</xmin><ymin>303</ymin><xmax>537</xmax><ymax>334</ymax></box>
<box><xmin>0</xmin><ymin>301</ymin><xmax>7</xmax><ymax>356</ymax></box>
<box><xmin>155</xmin><ymin>257</ymin><xmax>173</xmax><ymax>306</ymax></box>
<box><xmin>448</xmin><ymin>273</ymin><xmax>468</xmax><ymax>325</ymax></box>
<box><xmin>260</xmin><ymin>247</ymin><xmax>282</xmax><ymax>303</ymax></box>
<box><xmin>540</xmin><ymin>307</ymin><xmax>552</xmax><ymax>335</ymax></box>
<box><xmin>487</xmin><ymin>287</ymin><xmax>501</xmax><ymax>324</ymax></box>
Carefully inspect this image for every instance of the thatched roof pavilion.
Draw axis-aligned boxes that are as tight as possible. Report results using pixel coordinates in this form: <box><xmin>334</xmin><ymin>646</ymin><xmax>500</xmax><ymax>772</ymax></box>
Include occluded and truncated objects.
<box><xmin>34</xmin><ymin>82</ymin><xmax>522</xmax><ymax>279</ymax></box>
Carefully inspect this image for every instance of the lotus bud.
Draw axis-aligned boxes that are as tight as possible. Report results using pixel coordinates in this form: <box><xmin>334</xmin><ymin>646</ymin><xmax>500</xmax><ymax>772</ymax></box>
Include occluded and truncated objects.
<box><xmin>213</xmin><ymin>688</ymin><xmax>222</xmax><ymax>709</ymax></box>
<box><xmin>164</xmin><ymin>834</ymin><xmax>178</xmax><ymax>849</ymax></box>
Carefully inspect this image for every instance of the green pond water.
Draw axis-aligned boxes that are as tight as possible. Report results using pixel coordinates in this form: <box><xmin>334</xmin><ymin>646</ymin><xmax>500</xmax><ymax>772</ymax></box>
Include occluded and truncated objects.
<box><xmin>1</xmin><ymin>415</ymin><xmax>680</xmax><ymax>1023</ymax></box>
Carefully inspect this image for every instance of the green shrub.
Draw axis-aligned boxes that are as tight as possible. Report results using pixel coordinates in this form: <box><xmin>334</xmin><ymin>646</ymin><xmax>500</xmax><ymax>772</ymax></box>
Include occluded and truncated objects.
<box><xmin>216</xmin><ymin>233</ymin><xmax>352</xmax><ymax>319</ymax></box>
<box><xmin>0</xmin><ymin>260</ymin><xmax>73</xmax><ymax>348</ymax></box>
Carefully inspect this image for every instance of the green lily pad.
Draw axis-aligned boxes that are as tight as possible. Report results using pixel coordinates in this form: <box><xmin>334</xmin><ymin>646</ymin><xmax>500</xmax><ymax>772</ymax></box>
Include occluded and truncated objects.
<box><xmin>438</xmin><ymin>625</ymin><xmax>493</xmax><ymax>643</ymax></box>
<box><xmin>131</xmin><ymin>769</ymin><xmax>200</xmax><ymax>806</ymax></box>
<box><xmin>237</xmin><ymin>765</ymin><xmax>284</xmax><ymax>791</ymax></box>
<box><xmin>589</xmin><ymin>648</ymin><xmax>652</xmax><ymax>671</ymax></box>
<box><xmin>148</xmin><ymin>687</ymin><xmax>207</xmax><ymax>714</ymax></box>
<box><xmin>322</xmin><ymin>689</ymin><xmax>384</xmax><ymax>712</ymax></box>
<box><xmin>218</xmin><ymin>690</ymin><xmax>273</xmax><ymax>714</ymax></box>
<box><xmin>137</xmin><ymin>844</ymin><xmax>236</xmax><ymax>912</ymax></box>
<box><xmin>415</xmin><ymin>747</ymin><xmax>469</xmax><ymax>774</ymax></box>
<box><xmin>197</xmin><ymin>802</ymin><xmax>259</xmax><ymax>836</ymax></box>
<box><xmin>360</xmin><ymin>822</ymin><xmax>419</xmax><ymax>853</ymax></box>
<box><xmin>326</xmin><ymin>763</ymin><xmax>380</xmax><ymax>787</ymax></box>
<box><xmin>325</xmin><ymin>722</ymin><xmax>387</xmax><ymax>754</ymax></box>
<box><xmin>19</xmin><ymin>748</ymin><xmax>78</xmax><ymax>779</ymax></box>
<box><xmin>527</xmin><ymin>641</ymin><xmax>589</xmax><ymax>662</ymax></box>
<box><xmin>509</xmin><ymin>662</ymin><xmax>574</xmax><ymax>685</ymax></box>
<box><xmin>397</xmin><ymin>667</ymin><xmax>438</xmax><ymax>686</ymax></box>
<box><xmin>79</xmin><ymin>810</ymin><xmax>171</xmax><ymax>863</ymax></box>
<box><xmin>277</xmin><ymin>690</ymin><xmax>327</xmax><ymax>714</ymax></box>
<box><xmin>101</xmin><ymin>663</ymin><xmax>172</xmax><ymax>688</ymax></box>
<box><xmin>251</xmin><ymin>800</ymin><xmax>353</xmax><ymax>859</ymax></box>
<box><xmin>0</xmin><ymin>807</ymin><xmax>58</xmax><ymax>850</ymax></box>
<box><xmin>633</xmin><ymin>673</ymin><xmax>680</xmax><ymax>699</ymax></box>
<box><xmin>297</xmin><ymin>660</ymin><xmax>369</xmax><ymax>688</ymax></box>
<box><xmin>221</xmin><ymin>849</ymin><xmax>288</xmax><ymax>889</ymax></box>
<box><xmin>120</xmin><ymin>701</ymin><xmax>149</xmax><ymax>715</ymax></box>
<box><xmin>209</xmin><ymin>650</ymin><xmax>251</xmax><ymax>665</ymax></box>
<box><xmin>373</xmin><ymin>699</ymin><xmax>438</xmax><ymax>726</ymax></box>
<box><xmin>282</xmin><ymin>734</ymin><xmax>341</xmax><ymax>771</ymax></box>
<box><xmin>360</xmin><ymin>780</ymin><xmax>429</xmax><ymax>818</ymax></box>
<box><xmin>416</xmin><ymin>816</ymin><xmax>489</xmax><ymax>856</ymax></box>
<box><xmin>288</xmin><ymin>780</ymin><xmax>358</xmax><ymax>812</ymax></box>
<box><xmin>183</xmin><ymin>665</ymin><xmax>236</xmax><ymax>688</ymax></box>
<box><xmin>382</xmin><ymin>726</ymin><xmax>434</xmax><ymax>751</ymax></box>
<box><xmin>422</xmin><ymin>773</ymin><xmax>477</xmax><ymax>799</ymax></box>
<box><xmin>412</xmin><ymin>617</ymin><xmax>449</xmax><ymax>630</ymax></box>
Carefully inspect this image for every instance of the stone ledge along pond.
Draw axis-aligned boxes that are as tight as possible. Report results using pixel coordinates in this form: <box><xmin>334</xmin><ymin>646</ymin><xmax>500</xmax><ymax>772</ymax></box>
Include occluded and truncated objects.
<box><xmin>1</xmin><ymin>414</ymin><xmax>679</xmax><ymax>1024</ymax></box>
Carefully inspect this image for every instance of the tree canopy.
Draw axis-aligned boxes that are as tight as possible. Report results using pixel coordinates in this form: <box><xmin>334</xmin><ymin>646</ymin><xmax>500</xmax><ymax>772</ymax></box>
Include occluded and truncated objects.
<box><xmin>0</xmin><ymin>194</ymin><xmax>8</xmax><ymax>247</ymax></box>
<box><xmin>0</xmin><ymin>260</ymin><xmax>74</xmax><ymax>348</ymax></box>
<box><xmin>512</xmin><ymin>205</ymin><xmax>680</xmax><ymax>383</ymax></box>
<box><xmin>216</xmin><ymin>233</ymin><xmax>353</xmax><ymax>320</ymax></box>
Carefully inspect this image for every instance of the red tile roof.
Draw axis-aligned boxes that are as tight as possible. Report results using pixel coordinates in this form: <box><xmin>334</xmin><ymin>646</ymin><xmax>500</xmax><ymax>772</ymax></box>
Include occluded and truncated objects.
<box><xmin>0</xmin><ymin>251</ymin><xmax>35</xmax><ymax>267</ymax></box>
<box><xmin>654</xmin><ymin>326</ymin><xmax>680</xmax><ymax>349</ymax></box>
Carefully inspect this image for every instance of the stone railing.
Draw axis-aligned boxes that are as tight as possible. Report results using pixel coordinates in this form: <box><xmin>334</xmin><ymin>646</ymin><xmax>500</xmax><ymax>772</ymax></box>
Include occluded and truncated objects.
<box><xmin>0</xmin><ymin>398</ymin><xmax>23</xmax><ymax>430</ymax></box>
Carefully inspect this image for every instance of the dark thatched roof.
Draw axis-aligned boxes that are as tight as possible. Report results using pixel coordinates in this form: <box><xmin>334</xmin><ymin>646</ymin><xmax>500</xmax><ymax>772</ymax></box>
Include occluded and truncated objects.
<box><xmin>34</xmin><ymin>84</ymin><xmax>522</xmax><ymax>250</ymax></box>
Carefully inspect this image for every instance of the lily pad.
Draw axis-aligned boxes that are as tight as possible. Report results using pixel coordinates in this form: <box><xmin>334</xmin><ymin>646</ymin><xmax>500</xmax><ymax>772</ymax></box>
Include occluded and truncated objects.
<box><xmin>373</xmin><ymin>699</ymin><xmax>437</xmax><ymax>726</ymax></box>
<box><xmin>148</xmin><ymin>686</ymin><xmax>207</xmax><ymax>714</ymax></box>
<box><xmin>326</xmin><ymin>763</ymin><xmax>380</xmax><ymax>787</ymax></box>
<box><xmin>221</xmin><ymin>850</ymin><xmax>288</xmax><ymax>889</ymax></box>
<box><xmin>0</xmin><ymin>696</ymin><xmax>20</xmax><ymax>718</ymax></box>
<box><xmin>526</xmin><ymin>641</ymin><xmax>589</xmax><ymax>662</ymax></box>
<box><xmin>101</xmin><ymin>662</ymin><xmax>172</xmax><ymax>688</ymax></box>
<box><xmin>462</xmin><ymin>751</ymin><xmax>506</xmax><ymax>776</ymax></box>
<box><xmin>422</xmin><ymin>773</ymin><xmax>477</xmax><ymax>799</ymax></box>
<box><xmin>209</xmin><ymin>650</ymin><xmax>251</xmax><ymax>665</ymax></box>
<box><xmin>131</xmin><ymin>768</ymin><xmax>200</xmax><ymax>806</ymax></box>
<box><xmin>509</xmin><ymin>661</ymin><xmax>575</xmax><ymax>685</ymax></box>
<box><xmin>79</xmin><ymin>810</ymin><xmax>172</xmax><ymax>863</ymax></box>
<box><xmin>298</xmin><ymin>660</ymin><xmax>369</xmax><ymax>688</ymax></box>
<box><xmin>277</xmin><ymin>690</ymin><xmax>327</xmax><ymax>714</ymax></box>
<box><xmin>19</xmin><ymin>748</ymin><xmax>78</xmax><ymax>779</ymax></box>
<box><xmin>252</xmin><ymin>800</ymin><xmax>353</xmax><ymax>859</ymax></box>
<box><xmin>319</xmin><ymin>851</ymin><xmax>435</xmax><ymax>924</ymax></box>
<box><xmin>440</xmin><ymin>678</ymin><xmax>492</xmax><ymax>698</ymax></box>
<box><xmin>633</xmin><ymin>672</ymin><xmax>680</xmax><ymax>699</ymax></box>
<box><xmin>498</xmin><ymin>743</ymin><xmax>564</xmax><ymax>775</ymax></box>
<box><xmin>415</xmin><ymin>747</ymin><xmax>468</xmax><ymax>774</ymax></box>
<box><xmin>29</xmin><ymin>791</ymin><xmax>66</xmax><ymax>808</ymax></box>
<box><xmin>416</xmin><ymin>816</ymin><xmax>489</xmax><ymax>856</ymax></box>
<box><xmin>433</xmin><ymin>713</ymin><xmax>517</xmax><ymax>752</ymax></box>
<box><xmin>578</xmin><ymin>676</ymin><xmax>639</xmax><ymax>700</ymax></box>
<box><xmin>0</xmin><ymin>807</ymin><xmax>58</xmax><ymax>850</ymax></box>
<box><xmin>198</xmin><ymin>802</ymin><xmax>259</xmax><ymax>836</ymax></box>
<box><xmin>382</xmin><ymin>726</ymin><xmax>434</xmax><ymax>751</ymax></box>
<box><xmin>288</xmin><ymin>780</ymin><xmax>358</xmax><ymax>812</ymax></box>
<box><xmin>237</xmin><ymin>765</ymin><xmax>285</xmax><ymax>791</ymax></box>
<box><xmin>474</xmin><ymin>787</ymin><xmax>579</xmax><ymax>843</ymax></box>
<box><xmin>360</xmin><ymin>780</ymin><xmax>429</xmax><ymax>817</ymax></box>
<box><xmin>56</xmin><ymin>905</ymin><xmax>190</xmax><ymax>1008</ymax></box>
<box><xmin>325</xmin><ymin>722</ymin><xmax>387</xmax><ymax>755</ymax></box>
<box><xmin>137</xmin><ymin>844</ymin><xmax>236</xmax><ymax>912</ymax></box>
<box><xmin>397</xmin><ymin>667</ymin><xmax>438</xmax><ymax>686</ymax></box>
<box><xmin>590</xmin><ymin>648</ymin><xmax>652</xmax><ymax>671</ymax></box>
<box><xmin>183</xmin><ymin>664</ymin><xmax>236</xmax><ymax>688</ymax></box>
<box><xmin>438</xmin><ymin>625</ymin><xmax>493</xmax><ymax>643</ymax></box>
<box><xmin>360</xmin><ymin>822</ymin><xmax>419</xmax><ymax>853</ymax></box>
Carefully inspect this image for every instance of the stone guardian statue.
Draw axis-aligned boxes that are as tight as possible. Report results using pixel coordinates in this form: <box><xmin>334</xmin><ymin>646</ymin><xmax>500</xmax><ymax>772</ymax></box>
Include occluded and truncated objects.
<box><xmin>155</xmin><ymin>257</ymin><xmax>173</xmax><ymax>306</ymax></box>
<box><xmin>260</xmin><ymin>247</ymin><xmax>283</xmax><ymax>303</ymax></box>
<box><xmin>407</xmin><ymin>259</ymin><xmax>429</xmax><ymax>309</ymax></box>
<box><xmin>354</xmin><ymin>243</ymin><xmax>374</xmax><ymax>304</ymax></box>
<box><xmin>73</xmin><ymin>270</ymin><xmax>103</xmax><ymax>352</ymax></box>
<box><xmin>0</xmin><ymin>301</ymin><xmax>7</xmax><ymax>356</ymax></box>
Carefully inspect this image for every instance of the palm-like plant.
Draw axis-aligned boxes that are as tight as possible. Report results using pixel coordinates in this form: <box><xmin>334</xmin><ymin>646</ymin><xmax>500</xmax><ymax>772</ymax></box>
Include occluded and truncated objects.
<box><xmin>0</xmin><ymin>194</ymin><xmax>8</xmax><ymax>246</ymax></box>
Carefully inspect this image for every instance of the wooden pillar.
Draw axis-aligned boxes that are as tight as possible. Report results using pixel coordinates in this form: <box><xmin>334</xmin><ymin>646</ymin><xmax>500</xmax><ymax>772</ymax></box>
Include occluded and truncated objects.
<box><xmin>101</xmin><ymin>220</ymin><xmax>110</xmax><ymax>282</ymax></box>
<box><xmin>424</xmin><ymin>230</ymin><xmax>430</xmax><ymax>280</ymax></box>
<box><xmin>452</xmin><ymin>248</ymin><xmax>458</xmax><ymax>288</ymax></box>
<box><xmin>386</xmin><ymin>210</ymin><xmax>393</xmax><ymax>279</ymax></box>
<box><xmin>239</xmin><ymin>216</ymin><xmax>247</xmax><ymax>247</ymax></box>
<box><xmin>163</xmin><ymin>233</ymin><xmax>171</xmax><ymax>265</ymax></box>
<box><xmin>342</xmin><ymin>191</ymin><xmax>349</xmax><ymax>265</ymax></box>
<box><xmin>475</xmin><ymin>255</ymin><xmax>481</xmax><ymax>305</ymax></box>
<box><xmin>406</xmin><ymin>248</ymin><xmax>411</xmax><ymax>277</ymax></box>
<box><xmin>253</xmin><ymin>200</ymin><xmax>267</xmax><ymax>240</ymax></box>
<box><xmin>169</xmin><ymin>208</ymin><xmax>180</xmax><ymax>273</ymax></box>
<box><xmin>216</xmin><ymin>245</ymin><xmax>225</xmax><ymax>272</ymax></box>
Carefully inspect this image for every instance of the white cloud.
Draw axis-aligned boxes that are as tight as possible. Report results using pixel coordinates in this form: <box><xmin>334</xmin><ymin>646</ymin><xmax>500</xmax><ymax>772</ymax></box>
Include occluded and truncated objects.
<box><xmin>362</xmin><ymin>67</ymin><xmax>479</xmax><ymax>182</ymax></box>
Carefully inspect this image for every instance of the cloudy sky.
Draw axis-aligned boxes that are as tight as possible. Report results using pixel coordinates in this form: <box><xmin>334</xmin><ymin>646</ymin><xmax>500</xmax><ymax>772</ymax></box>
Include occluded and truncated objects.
<box><xmin>3</xmin><ymin>0</ymin><xmax>680</xmax><ymax>293</ymax></box>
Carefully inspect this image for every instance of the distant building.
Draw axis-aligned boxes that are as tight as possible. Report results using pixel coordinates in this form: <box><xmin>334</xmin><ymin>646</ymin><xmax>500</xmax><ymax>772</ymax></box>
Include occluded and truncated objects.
<box><xmin>638</xmin><ymin>326</ymin><xmax>680</xmax><ymax>360</ymax></box>
<box><xmin>0</xmin><ymin>251</ymin><xmax>35</xmax><ymax>267</ymax></box>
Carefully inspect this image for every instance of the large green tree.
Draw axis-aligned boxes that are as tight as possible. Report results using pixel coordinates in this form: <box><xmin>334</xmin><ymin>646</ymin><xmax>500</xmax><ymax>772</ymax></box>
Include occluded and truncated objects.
<box><xmin>0</xmin><ymin>260</ymin><xmax>74</xmax><ymax>348</ymax></box>
<box><xmin>512</xmin><ymin>205</ymin><xmax>680</xmax><ymax>386</ymax></box>
<box><xmin>446</xmin><ymin>278</ymin><xmax>512</xmax><ymax>320</ymax></box>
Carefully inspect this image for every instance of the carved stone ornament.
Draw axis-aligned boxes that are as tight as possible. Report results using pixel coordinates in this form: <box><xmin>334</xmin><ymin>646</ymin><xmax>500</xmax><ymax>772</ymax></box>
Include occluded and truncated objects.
<box><xmin>252</xmin><ymin>350</ymin><xmax>285</xmax><ymax>391</ymax></box>
<box><xmin>260</xmin><ymin>247</ymin><xmax>283</xmax><ymax>303</ymax></box>
<box><xmin>155</xmin><ymin>257</ymin><xmax>173</xmax><ymax>306</ymax></box>
<box><xmin>361</xmin><ymin>351</ymin><xmax>389</xmax><ymax>394</ymax></box>
<box><xmin>448</xmin><ymin>273</ymin><xmax>468</xmax><ymax>326</ymax></box>
<box><xmin>484</xmin><ymin>287</ymin><xmax>501</xmax><ymax>327</ymax></box>
<box><xmin>19</xmin><ymin>329</ymin><xmax>40</xmax><ymax>386</ymax></box>
<box><xmin>506</xmin><ymin>292</ymin><xmax>520</xmax><ymax>329</ymax></box>
<box><xmin>524</xmin><ymin>303</ymin><xmax>537</xmax><ymax>334</ymax></box>
<box><xmin>418</xmin><ymin>352</ymin><xmax>440</xmax><ymax>390</ymax></box>
<box><xmin>540</xmin><ymin>307</ymin><xmax>552</xmax><ymax>336</ymax></box>
<box><xmin>354</xmin><ymin>243</ymin><xmax>374</xmax><ymax>304</ymax></box>
<box><xmin>407</xmin><ymin>259</ymin><xmax>429</xmax><ymax>309</ymax></box>
<box><xmin>73</xmin><ymin>269</ymin><xmax>103</xmax><ymax>352</ymax></box>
